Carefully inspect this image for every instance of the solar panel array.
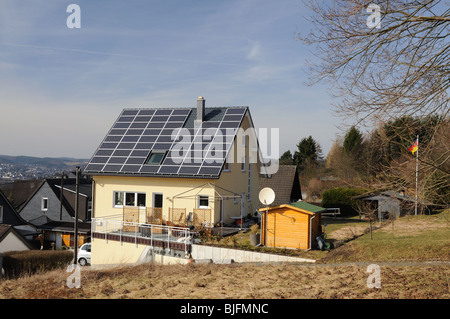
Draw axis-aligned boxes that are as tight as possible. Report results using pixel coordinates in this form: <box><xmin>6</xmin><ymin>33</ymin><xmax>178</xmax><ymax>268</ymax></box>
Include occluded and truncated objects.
<box><xmin>84</xmin><ymin>107</ymin><xmax>247</xmax><ymax>178</ymax></box>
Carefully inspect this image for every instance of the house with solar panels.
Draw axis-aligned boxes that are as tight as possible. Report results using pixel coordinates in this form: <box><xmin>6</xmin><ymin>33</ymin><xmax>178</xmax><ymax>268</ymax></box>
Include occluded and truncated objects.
<box><xmin>84</xmin><ymin>97</ymin><xmax>264</xmax><ymax>265</ymax></box>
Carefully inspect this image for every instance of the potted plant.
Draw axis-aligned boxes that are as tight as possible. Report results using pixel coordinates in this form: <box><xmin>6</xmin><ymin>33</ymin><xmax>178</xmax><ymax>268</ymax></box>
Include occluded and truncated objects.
<box><xmin>249</xmin><ymin>224</ymin><xmax>260</xmax><ymax>246</ymax></box>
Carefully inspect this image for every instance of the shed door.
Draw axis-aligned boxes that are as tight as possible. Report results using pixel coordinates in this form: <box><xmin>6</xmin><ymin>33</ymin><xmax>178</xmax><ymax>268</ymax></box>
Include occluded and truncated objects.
<box><xmin>264</xmin><ymin>209</ymin><xmax>310</xmax><ymax>250</ymax></box>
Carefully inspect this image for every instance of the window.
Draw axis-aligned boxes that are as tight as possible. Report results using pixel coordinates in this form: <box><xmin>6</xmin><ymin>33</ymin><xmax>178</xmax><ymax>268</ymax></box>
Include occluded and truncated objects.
<box><xmin>0</xmin><ymin>205</ymin><xmax>3</xmax><ymax>223</ymax></box>
<box><xmin>198</xmin><ymin>195</ymin><xmax>209</xmax><ymax>208</ymax></box>
<box><xmin>114</xmin><ymin>191</ymin><xmax>146</xmax><ymax>207</ymax></box>
<box><xmin>146</xmin><ymin>151</ymin><xmax>166</xmax><ymax>165</ymax></box>
<box><xmin>114</xmin><ymin>192</ymin><xmax>124</xmax><ymax>206</ymax></box>
<box><xmin>41</xmin><ymin>197</ymin><xmax>48</xmax><ymax>211</ymax></box>
<box><xmin>242</xmin><ymin>134</ymin><xmax>247</xmax><ymax>147</ymax></box>
<box><xmin>137</xmin><ymin>193</ymin><xmax>146</xmax><ymax>207</ymax></box>
<box><xmin>248</xmin><ymin>158</ymin><xmax>252</xmax><ymax>201</ymax></box>
<box><xmin>241</xmin><ymin>156</ymin><xmax>246</xmax><ymax>172</ymax></box>
<box><xmin>223</xmin><ymin>161</ymin><xmax>230</xmax><ymax>172</ymax></box>
<box><xmin>125</xmin><ymin>192</ymin><xmax>136</xmax><ymax>206</ymax></box>
<box><xmin>153</xmin><ymin>193</ymin><xmax>163</xmax><ymax>208</ymax></box>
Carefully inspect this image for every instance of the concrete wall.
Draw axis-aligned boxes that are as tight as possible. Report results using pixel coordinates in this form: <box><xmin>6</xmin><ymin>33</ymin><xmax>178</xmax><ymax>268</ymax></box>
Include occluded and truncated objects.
<box><xmin>91</xmin><ymin>238</ymin><xmax>189</xmax><ymax>267</ymax></box>
<box><xmin>191</xmin><ymin>244</ymin><xmax>315</xmax><ymax>264</ymax></box>
<box><xmin>91</xmin><ymin>236</ymin><xmax>148</xmax><ymax>266</ymax></box>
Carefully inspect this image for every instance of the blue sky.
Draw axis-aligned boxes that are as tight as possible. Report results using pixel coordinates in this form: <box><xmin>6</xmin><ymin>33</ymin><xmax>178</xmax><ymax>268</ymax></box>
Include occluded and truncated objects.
<box><xmin>0</xmin><ymin>0</ymin><xmax>339</xmax><ymax>159</ymax></box>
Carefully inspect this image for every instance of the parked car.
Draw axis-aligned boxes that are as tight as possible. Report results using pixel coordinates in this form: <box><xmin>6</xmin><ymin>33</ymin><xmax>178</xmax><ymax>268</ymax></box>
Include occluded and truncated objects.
<box><xmin>77</xmin><ymin>243</ymin><xmax>91</xmax><ymax>266</ymax></box>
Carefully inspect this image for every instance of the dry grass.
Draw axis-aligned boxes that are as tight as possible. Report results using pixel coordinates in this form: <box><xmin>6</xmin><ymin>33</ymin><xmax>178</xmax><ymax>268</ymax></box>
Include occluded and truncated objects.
<box><xmin>1</xmin><ymin>210</ymin><xmax>448</xmax><ymax>299</ymax></box>
<box><xmin>0</xmin><ymin>262</ymin><xmax>448</xmax><ymax>299</ymax></box>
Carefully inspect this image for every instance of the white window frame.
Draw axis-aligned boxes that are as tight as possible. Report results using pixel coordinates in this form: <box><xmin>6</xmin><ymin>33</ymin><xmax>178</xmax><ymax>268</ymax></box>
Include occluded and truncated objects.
<box><xmin>197</xmin><ymin>195</ymin><xmax>209</xmax><ymax>209</ymax></box>
<box><xmin>41</xmin><ymin>197</ymin><xmax>49</xmax><ymax>211</ymax></box>
<box><xmin>113</xmin><ymin>191</ymin><xmax>146</xmax><ymax>208</ymax></box>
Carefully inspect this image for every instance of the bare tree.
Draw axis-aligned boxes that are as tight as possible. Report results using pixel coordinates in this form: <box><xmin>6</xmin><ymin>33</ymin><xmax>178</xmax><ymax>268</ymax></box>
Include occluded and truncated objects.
<box><xmin>298</xmin><ymin>0</ymin><xmax>449</xmax><ymax>123</ymax></box>
<box><xmin>298</xmin><ymin>0</ymin><xmax>449</xmax><ymax>205</ymax></box>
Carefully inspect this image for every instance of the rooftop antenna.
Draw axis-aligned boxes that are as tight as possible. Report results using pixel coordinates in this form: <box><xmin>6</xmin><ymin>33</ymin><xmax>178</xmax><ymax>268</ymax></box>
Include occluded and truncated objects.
<box><xmin>259</xmin><ymin>187</ymin><xmax>275</xmax><ymax>247</ymax></box>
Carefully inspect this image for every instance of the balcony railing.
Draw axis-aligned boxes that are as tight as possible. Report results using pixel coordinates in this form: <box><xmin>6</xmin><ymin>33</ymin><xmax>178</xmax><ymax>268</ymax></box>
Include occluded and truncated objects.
<box><xmin>121</xmin><ymin>206</ymin><xmax>213</xmax><ymax>229</ymax></box>
<box><xmin>92</xmin><ymin>214</ymin><xmax>191</xmax><ymax>254</ymax></box>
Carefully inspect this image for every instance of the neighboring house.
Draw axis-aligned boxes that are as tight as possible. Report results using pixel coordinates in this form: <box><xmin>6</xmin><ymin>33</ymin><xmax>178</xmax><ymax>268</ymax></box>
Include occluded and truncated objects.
<box><xmin>259</xmin><ymin>165</ymin><xmax>301</xmax><ymax>208</ymax></box>
<box><xmin>354</xmin><ymin>190</ymin><xmax>430</xmax><ymax>220</ymax></box>
<box><xmin>0</xmin><ymin>179</ymin><xmax>42</xmax><ymax>212</ymax></box>
<box><xmin>259</xmin><ymin>201</ymin><xmax>325</xmax><ymax>250</ymax></box>
<box><xmin>0</xmin><ymin>188</ymin><xmax>24</xmax><ymax>226</ymax></box>
<box><xmin>17</xmin><ymin>177</ymin><xmax>92</xmax><ymax>249</ymax></box>
<box><xmin>84</xmin><ymin>97</ymin><xmax>265</xmax><ymax>266</ymax></box>
<box><xmin>19</xmin><ymin>178</ymin><xmax>91</xmax><ymax>222</ymax></box>
<box><xmin>0</xmin><ymin>224</ymin><xmax>33</xmax><ymax>253</ymax></box>
<box><xmin>37</xmin><ymin>220</ymin><xmax>91</xmax><ymax>249</ymax></box>
<box><xmin>0</xmin><ymin>189</ymin><xmax>38</xmax><ymax>246</ymax></box>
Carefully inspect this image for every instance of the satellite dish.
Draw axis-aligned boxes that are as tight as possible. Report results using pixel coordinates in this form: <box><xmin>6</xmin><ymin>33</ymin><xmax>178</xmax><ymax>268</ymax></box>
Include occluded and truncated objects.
<box><xmin>259</xmin><ymin>187</ymin><xmax>275</xmax><ymax>206</ymax></box>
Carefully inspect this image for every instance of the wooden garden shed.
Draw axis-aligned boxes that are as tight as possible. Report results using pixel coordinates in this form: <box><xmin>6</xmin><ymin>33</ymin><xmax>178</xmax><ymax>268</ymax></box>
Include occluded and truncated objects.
<box><xmin>259</xmin><ymin>201</ymin><xmax>325</xmax><ymax>250</ymax></box>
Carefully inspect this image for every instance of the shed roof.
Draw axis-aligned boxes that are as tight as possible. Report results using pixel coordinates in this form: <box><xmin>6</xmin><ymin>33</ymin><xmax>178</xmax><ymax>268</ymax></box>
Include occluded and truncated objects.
<box><xmin>259</xmin><ymin>201</ymin><xmax>326</xmax><ymax>215</ymax></box>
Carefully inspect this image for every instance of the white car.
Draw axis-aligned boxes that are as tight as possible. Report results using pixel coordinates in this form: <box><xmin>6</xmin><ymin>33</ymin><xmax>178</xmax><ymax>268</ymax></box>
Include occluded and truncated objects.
<box><xmin>77</xmin><ymin>243</ymin><xmax>91</xmax><ymax>266</ymax></box>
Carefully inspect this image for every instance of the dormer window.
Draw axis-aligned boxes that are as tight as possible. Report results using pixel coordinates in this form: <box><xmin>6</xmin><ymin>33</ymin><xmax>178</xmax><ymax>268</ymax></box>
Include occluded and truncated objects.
<box><xmin>145</xmin><ymin>151</ymin><xmax>166</xmax><ymax>165</ymax></box>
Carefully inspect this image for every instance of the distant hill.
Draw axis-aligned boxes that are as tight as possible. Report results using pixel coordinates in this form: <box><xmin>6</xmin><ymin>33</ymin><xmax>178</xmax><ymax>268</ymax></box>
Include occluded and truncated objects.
<box><xmin>0</xmin><ymin>155</ymin><xmax>89</xmax><ymax>168</ymax></box>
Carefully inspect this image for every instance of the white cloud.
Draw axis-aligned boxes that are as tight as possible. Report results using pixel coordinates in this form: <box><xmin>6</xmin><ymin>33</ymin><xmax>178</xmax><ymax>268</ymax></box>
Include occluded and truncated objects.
<box><xmin>247</xmin><ymin>41</ymin><xmax>261</xmax><ymax>60</ymax></box>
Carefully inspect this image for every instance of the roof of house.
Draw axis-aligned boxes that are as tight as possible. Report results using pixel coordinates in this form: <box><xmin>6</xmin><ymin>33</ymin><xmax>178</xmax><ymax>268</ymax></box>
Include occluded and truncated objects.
<box><xmin>259</xmin><ymin>165</ymin><xmax>301</xmax><ymax>207</ymax></box>
<box><xmin>0</xmin><ymin>224</ymin><xmax>34</xmax><ymax>250</ymax></box>
<box><xmin>36</xmin><ymin>220</ymin><xmax>91</xmax><ymax>234</ymax></box>
<box><xmin>0</xmin><ymin>188</ymin><xmax>28</xmax><ymax>226</ymax></box>
<box><xmin>355</xmin><ymin>190</ymin><xmax>432</xmax><ymax>205</ymax></box>
<box><xmin>84</xmin><ymin>104</ymin><xmax>250</xmax><ymax>179</ymax></box>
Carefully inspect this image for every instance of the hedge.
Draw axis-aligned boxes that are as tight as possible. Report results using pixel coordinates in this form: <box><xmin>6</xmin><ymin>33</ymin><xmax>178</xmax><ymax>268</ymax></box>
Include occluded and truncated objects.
<box><xmin>321</xmin><ymin>187</ymin><xmax>368</xmax><ymax>216</ymax></box>
<box><xmin>2</xmin><ymin>250</ymin><xmax>73</xmax><ymax>279</ymax></box>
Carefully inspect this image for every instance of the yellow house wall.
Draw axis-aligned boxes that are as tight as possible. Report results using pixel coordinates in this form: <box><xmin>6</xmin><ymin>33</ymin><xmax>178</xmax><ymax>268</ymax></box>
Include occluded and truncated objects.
<box><xmin>215</xmin><ymin>113</ymin><xmax>261</xmax><ymax>223</ymax></box>
<box><xmin>92</xmin><ymin>175</ymin><xmax>217</xmax><ymax>222</ymax></box>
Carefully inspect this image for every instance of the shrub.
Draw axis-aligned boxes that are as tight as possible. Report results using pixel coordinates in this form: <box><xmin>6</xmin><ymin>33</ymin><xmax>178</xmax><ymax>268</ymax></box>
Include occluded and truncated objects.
<box><xmin>321</xmin><ymin>187</ymin><xmax>368</xmax><ymax>216</ymax></box>
<box><xmin>2</xmin><ymin>250</ymin><xmax>73</xmax><ymax>279</ymax></box>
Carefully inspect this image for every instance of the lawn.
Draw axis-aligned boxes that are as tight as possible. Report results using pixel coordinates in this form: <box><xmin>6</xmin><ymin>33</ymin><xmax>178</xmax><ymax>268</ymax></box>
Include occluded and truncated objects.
<box><xmin>322</xmin><ymin>209</ymin><xmax>450</xmax><ymax>263</ymax></box>
<box><xmin>200</xmin><ymin>209</ymin><xmax>450</xmax><ymax>264</ymax></box>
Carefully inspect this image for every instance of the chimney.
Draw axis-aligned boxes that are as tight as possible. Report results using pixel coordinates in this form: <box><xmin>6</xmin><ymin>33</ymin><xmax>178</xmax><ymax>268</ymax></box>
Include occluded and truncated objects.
<box><xmin>197</xmin><ymin>96</ymin><xmax>205</xmax><ymax>122</ymax></box>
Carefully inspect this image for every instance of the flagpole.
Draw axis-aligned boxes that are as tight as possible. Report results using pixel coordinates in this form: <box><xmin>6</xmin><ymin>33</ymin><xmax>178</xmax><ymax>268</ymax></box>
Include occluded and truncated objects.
<box><xmin>415</xmin><ymin>135</ymin><xmax>419</xmax><ymax>216</ymax></box>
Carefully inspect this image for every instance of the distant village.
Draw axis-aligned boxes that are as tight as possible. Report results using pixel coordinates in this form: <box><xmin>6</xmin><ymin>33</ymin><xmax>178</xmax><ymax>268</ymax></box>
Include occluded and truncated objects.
<box><xmin>0</xmin><ymin>163</ymin><xmax>64</xmax><ymax>181</ymax></box>
<box><xmin>0</xmin><ymin>156</ymin><xmax>87</xmax><ymax>183</ymax></box>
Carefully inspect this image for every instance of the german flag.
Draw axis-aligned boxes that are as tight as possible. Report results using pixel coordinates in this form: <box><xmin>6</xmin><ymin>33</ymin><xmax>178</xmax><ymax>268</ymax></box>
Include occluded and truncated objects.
<box><xmin>408</xmin><ymin>140</ymin><xmax>418</xmax><ymax>155</ymax></box>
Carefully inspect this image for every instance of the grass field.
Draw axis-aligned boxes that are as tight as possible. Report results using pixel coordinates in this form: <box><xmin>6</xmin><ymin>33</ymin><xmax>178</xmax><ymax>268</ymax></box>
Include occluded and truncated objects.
<box><xmin>0</xmin><ymin>209</ymin><xmax>448</xmax><ymax>299</ymax></box>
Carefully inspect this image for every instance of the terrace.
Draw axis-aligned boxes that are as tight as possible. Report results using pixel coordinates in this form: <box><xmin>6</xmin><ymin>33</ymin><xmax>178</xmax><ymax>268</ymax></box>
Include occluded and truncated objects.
<box><xmin>91</xmin><ymin>212</ymin><xmax>193</xmax><ymax>255</ymax></box>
